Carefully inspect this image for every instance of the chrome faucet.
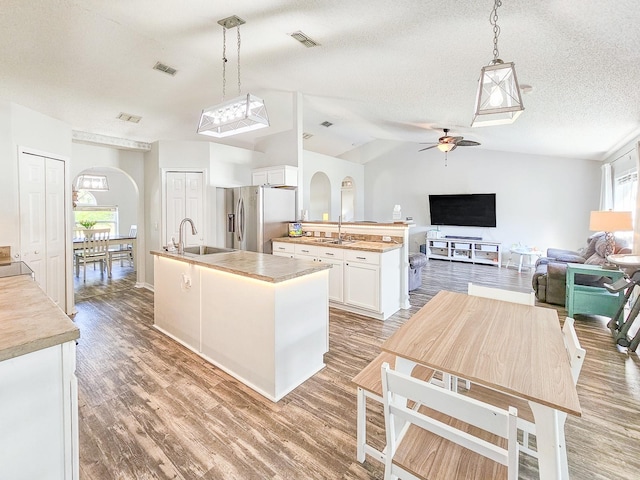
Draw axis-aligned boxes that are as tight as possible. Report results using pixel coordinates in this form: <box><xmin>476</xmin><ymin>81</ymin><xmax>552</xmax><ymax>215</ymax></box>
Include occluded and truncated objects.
<box><xmin>178</xmin><ymin>218</ymin><xmax>198</xmax><ymax>254</ymax></box>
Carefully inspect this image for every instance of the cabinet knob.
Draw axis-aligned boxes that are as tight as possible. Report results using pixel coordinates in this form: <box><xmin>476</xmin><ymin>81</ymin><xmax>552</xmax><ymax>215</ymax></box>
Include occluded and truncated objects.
<box><xmin>34</xmin><ymin>250</ymin><xmax>39</xmax><ymax>254</ymax></box>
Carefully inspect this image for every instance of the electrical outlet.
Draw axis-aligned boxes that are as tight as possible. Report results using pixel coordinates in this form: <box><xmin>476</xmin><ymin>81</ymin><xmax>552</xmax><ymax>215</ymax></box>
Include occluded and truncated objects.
<box><xmin>382</xmin><ymin>236</ymin><xmax>391</xmax><ymax>242</ymax></box>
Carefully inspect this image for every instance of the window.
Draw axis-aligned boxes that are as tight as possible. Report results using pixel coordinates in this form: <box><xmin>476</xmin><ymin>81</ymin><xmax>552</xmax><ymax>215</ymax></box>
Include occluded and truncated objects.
<box><xmin>614</xmin><ymin>169</ymin><xmax>637</xmax><ymax>245</ymax></box>
<box><xmin>74</xmin><ymin>205</ymin><xmax>119</xmax><ymax>235</ymax></box>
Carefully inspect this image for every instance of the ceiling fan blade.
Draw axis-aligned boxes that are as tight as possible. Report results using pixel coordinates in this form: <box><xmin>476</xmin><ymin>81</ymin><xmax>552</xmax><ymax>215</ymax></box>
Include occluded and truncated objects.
<box><xmin>457</xmin><ymin>140</ymin><xmax>481</xmax><ymax>147</ymax></box>
<box><xmin>418</xmin><ymin>145</ymin><xmax>438</xmax><ymax>152</ymax></box>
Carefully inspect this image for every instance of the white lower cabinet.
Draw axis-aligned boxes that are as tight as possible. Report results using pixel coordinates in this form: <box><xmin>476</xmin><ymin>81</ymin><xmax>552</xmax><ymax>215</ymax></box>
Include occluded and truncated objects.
<box><xmin>344</xmin><ymin>257</ymin><xmax>380</xmax><ymax>311</ymax></box>
<box><xmin>273</xmin><ymin>242</ymin><xmax>401</xmax><ymax>320</ymax></box>
<box><xmin>0</xmin><ymin>341</ymin><xmax>78</xmax><ymax>480</ymax></box>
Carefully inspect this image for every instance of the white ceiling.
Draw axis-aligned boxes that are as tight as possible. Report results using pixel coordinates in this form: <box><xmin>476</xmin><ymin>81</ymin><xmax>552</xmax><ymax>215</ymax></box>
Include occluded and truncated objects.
<box><xmin>1</xmin><ymin>0</ymin><xmax>639</xmax><ymax>162</ymax></box>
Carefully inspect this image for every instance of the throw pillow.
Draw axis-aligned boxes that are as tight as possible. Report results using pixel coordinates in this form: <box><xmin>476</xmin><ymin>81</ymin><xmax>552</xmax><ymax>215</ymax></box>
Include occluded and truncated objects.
<box><xmin>582</xmin><ymin>233</ymin><xmax>603</xmax><ymax>258</ymax></box>
<box><xmin>594</xmin><ymin>236</ymin><xmax>609</xmax><ymax>257</ymax></box>
<box><xmin>584</xmin><ymin>252</ymin><xmax>605</xmax><ymax>265</ymax></box>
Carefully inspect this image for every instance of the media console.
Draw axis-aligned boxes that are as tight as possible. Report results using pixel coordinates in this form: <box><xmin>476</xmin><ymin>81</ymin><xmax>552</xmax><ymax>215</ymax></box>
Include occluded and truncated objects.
<box><xmin>424</xmin><ymin>237</ymin><xmax>502</xmax><ymax>268</ymax></box>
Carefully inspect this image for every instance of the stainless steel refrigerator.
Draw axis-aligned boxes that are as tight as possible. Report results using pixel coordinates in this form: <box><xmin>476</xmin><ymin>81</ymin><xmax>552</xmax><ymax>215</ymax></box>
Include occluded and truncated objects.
<box><xmin>225</xmin><ymin>186</ymin><xmax>297</xmax><ymax>254</ymax></box>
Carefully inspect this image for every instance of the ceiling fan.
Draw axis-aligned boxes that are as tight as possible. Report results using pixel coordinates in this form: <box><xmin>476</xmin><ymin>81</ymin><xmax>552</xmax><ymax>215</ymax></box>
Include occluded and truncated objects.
<box><xmin>419</xmin><ymin>128</ymin><xmax>481</xmax><ymax>153</ymax></box>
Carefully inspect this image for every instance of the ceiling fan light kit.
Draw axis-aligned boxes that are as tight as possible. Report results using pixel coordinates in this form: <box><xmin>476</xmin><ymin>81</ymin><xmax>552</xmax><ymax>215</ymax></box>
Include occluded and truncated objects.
<box><xmin>197</xmin><ymin>16</ymin><xmax>269</xmax><ymax>138</ymax></box>
<box><xmin>471</xmin><ymin>0</ymin><xmax>524</xmax><ymax>127</ymax></box>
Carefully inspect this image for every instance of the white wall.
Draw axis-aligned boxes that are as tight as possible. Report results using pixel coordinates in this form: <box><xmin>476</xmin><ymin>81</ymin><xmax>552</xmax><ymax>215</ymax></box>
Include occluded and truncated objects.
<box><xmin>302</xmin><ymin>150</ymin><xmax>365</xmax><ymax>222</ymax></box>
<box><xmin>347</xmin><ymin>140</ymin><xmax>601</xmax><ymax>255</ymax></box>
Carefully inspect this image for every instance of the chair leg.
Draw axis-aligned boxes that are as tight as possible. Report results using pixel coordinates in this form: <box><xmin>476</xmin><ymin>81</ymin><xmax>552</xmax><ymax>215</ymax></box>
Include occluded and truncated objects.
<box><xmin>356</xmin><ymin>387</ymin><xmax>366</xmax><ymax>463</ymax></box>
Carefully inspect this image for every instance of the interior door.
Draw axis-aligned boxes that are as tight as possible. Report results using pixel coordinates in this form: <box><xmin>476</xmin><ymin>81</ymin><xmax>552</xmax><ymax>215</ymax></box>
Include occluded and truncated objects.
<box><xmin>19</xmin><ymin>155</ymin><xmax>46</xmax><ymax>288</ymax></box>
<box><xmin>165</xmin><ymin>171</ymin><xmax>204</xmax><ymax>247</ymax></box>
<box><xmin>19</xmin><ymin>153</ymin><xmax>66</xmax><ymax>306</ymax></box>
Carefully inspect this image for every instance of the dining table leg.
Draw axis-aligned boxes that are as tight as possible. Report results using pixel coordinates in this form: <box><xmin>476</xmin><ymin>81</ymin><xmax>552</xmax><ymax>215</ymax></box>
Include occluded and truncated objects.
<box><xmin>529</xmin><ymin>401</ymin><xmax>569</xmax><ymax>480</ymax></box>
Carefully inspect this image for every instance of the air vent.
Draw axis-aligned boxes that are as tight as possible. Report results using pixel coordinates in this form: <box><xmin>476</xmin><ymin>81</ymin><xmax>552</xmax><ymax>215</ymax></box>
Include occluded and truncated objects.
<box><xmin>153</xmin><ymin>61</ymin><xmax>177</xmax><ymax>76</ymax></box>
<box><xmin>302</xmin><ymin>132</ymin><xmax>313</xmax><ymax>139</ymax></box>
<box><xmin>320</xmin><ymin>121</ymin><xmax>333</xmax><ymax>128</ymax></box>
<box><xmin>117</xmin><ymin>113</ymin><xmax>142</xmax><ymax>123</ymax></box>
<box><xmin>290</xmin><ymin>31</ymin><xmax>320</xmax><ymax>48</ymax></box>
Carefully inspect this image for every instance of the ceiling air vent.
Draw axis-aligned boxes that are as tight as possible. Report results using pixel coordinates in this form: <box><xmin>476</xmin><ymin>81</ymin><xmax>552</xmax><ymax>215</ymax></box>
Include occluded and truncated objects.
<box><xmin>117</xmin><ymin>113</ymin><xmax>142</xmax><ymax>123</ymax></box>
<box><xmin>320</xmin><ymin>121</ymin><xmax>333</xmax><ymax>128</ymax></box>
<box><xmin>153</xmin><ymin>61</ymin><xmax>178</xmax><ymax>76</ymax></box>
<box><xmin>302</xmin><ymin>132</ymin><xmax>314</xmax><ymax>139</ymax></box>
<box><xmin>290</xmin><ymin>31</ymin><xmax>320</xmax><ymax>48</ymax></box>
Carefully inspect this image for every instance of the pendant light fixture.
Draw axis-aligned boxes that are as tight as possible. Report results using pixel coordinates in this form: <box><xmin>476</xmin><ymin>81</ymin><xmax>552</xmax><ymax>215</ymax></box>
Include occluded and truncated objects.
<box><xmin>197</xmin><ymin>16</ymin><xmax>269</xmax><ymax>138</ymax></box>
<box><xmin>471</xmin><ymin>0</ymin><xmax>524</xmax><ymax>127</ymax></box>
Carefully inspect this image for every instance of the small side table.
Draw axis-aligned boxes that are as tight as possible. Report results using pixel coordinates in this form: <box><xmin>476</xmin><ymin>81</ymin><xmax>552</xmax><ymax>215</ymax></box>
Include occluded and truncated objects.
<box><xmin>565</xmin><ymin>263</ymin><xmax>626</xmax><ymax>318</ymax></box>
<box><xmin>506</xmin><ymin>246</ymin><xmax>542</xmax><ymax>273</ymax></box>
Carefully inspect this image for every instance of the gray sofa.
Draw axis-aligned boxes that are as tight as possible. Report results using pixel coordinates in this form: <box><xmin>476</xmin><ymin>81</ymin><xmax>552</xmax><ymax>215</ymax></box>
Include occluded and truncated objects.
<box><xmin>532</xmin><ymin>233</ymin><xmax>630</xmax><ymax>305</ymax></box>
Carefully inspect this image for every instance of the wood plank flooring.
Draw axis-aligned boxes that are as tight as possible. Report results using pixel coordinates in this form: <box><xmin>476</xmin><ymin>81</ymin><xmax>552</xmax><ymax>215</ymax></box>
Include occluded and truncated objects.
<box><xmin>72</xmin><ymin>260</ymin><xmax>640</xmax><ymax>479</ymax></box>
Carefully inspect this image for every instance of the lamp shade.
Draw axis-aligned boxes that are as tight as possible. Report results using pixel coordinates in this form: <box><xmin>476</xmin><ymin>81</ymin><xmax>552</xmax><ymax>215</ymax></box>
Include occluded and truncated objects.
<box><xmin>74</xmin><ymin>174</ymin><xmax>109</xmax><ymax>191</ymax></box>
<box><xmin>589</xmin><ymin>210</ymin><xmax>633</xmax><ymax>232</ymax></box>
<box><xmin>437</xmin><ymin>143</ymin><xmax>456</xmax><ymax>153</ymax></box>
<box><xmin>471</xmin><ymin>61</ymin><xmax>524</xmax><ymax>127</ymax></box>
<box><xmin>197</xmin><ymin>94</ymin><xmax>269</xmax><ymax>138</ymax></box>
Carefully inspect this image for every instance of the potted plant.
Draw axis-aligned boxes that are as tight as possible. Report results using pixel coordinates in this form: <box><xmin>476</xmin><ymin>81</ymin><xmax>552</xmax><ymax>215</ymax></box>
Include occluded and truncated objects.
<box><xmin>79</xmin><ymin>220</ymin><xmax>96</xmax><ymax>229</ymax></box>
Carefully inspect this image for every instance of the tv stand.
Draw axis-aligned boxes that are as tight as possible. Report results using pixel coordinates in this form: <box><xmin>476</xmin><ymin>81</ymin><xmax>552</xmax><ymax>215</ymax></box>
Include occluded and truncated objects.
<box><xmin>426</xmin><ymin>237</ymin><xmax>501</xmax><ymax>268</ymax></box>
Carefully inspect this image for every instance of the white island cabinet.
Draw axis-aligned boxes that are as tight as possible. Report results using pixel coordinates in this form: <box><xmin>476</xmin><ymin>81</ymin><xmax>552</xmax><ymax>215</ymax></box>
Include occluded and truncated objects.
<box><xmin>0</xmin><ymin>274</ymin><xmax>80</xmax><ymax>480</ymax></box>
<box><xmin>153</xmin><ymin>250</ymin><xmax>330</xmax><ymax>402</ymax></box>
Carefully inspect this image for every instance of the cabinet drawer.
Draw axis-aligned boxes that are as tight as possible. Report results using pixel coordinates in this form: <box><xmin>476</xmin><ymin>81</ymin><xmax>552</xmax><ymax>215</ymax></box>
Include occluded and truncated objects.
<box><xmin>344</xmin><ymin>249</ymin><xmax>380</xmax><ymax>265</ymax></box>
<box><xmin>318</xmin><ymin>247</ymin><xmax>344</xmax><ymax>260</ymax></box>
<box><xmin>294</xmin><ymin>244</ymin><xmax>318</xmax><ymax>257</ymax></box>
<box><xmin>272</xmin><ymin>242</ymin><xmax>294</xmax><ymax>254</ymax></box>
<box><xmin>453</xmin><ymin>242</ymin><xmax>471</xmax><ymax>250</ymax></box>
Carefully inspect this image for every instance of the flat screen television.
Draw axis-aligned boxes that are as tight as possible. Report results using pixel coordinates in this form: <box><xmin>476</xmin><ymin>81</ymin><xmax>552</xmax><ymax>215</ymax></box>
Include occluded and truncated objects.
<box><xmin>428</xmin><ymin>193</ymin><xmax>496</xmax><ymax>227</ymax></box>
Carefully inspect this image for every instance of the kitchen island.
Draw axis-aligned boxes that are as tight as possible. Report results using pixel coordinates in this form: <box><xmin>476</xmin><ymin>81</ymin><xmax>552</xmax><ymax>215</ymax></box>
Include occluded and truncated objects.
<box><xmin>151</xmin><ymin>249</ymin><xmax>330</xmax><ymax>402</ymax></box>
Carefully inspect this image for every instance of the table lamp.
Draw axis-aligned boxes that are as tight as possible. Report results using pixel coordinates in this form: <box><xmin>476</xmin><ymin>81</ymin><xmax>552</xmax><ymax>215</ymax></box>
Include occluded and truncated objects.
<box><xmin>589</xmin><ymin>210</ymin><xmax>633</xmax><ymax>269</ymax></box>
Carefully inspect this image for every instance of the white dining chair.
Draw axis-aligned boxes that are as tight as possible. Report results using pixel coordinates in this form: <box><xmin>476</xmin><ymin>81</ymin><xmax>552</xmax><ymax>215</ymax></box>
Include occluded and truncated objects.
<box><xmin>108</xmin><ymin>224</ymin><xmax>137</xmax><ymax>267</ymax></box>
<box><xmin>381</xmin><ymin>362</ymin><xmax>519</xmax><ymax>480</ymax></box>
<box><xmin>468</xmin><ymin>282</ymin><xmax>535</xmax><ymax>306</ymax></box>
<box><xmin>352</xmin><ymin>352</ymin><xmax>435</xmax><ymax>464</ymax></box>
<box><xmin>75</xmin><ymin>228</ymin><xmax>111</xmax><ymax>281</ymax></box>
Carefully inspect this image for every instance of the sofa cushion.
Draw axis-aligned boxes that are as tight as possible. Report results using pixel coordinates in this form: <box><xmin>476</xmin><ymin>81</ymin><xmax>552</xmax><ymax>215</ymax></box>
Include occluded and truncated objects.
<box><xmin>584</xmin><ymin>252</ymin><xmax>605</xmax><ymax>265</ymax></box>
<box><xmin>554</xmin><ymin>253</ymin><xmax>585</xmax><ymax>263</ymax></box>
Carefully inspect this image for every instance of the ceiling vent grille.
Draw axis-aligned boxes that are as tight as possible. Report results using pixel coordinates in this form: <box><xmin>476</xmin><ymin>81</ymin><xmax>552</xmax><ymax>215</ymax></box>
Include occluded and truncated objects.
<box><xmin>320</xmin><ymin>121</ymin><xmax>333</xmax><ymax>128</ymax></box>
<box><xmin>153</xmin><ymin>61</ymin><xmax>178</xmax><ymax>76</ymax></box>
<box><xmin>117</xmin><ymin>113</ymin><xmax>142</xmax><ymax>123</ymax></box>
<box><xmin>290</xmin><ymin>31</ymin><xmax>320</xmax><ymax>48</ymax></box>
<box><xmin>302</xmin><ymin>132</ymin><xmax>314</xmax><ymax>139</ymax></box>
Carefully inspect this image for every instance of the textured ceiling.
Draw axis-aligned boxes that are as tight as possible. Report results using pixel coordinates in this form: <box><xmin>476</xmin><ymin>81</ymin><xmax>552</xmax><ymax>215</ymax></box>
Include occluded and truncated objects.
<box><xmin>1</xmin><ymin>0</ymin><xmax>639</xmax><ymax>161</ymax></box>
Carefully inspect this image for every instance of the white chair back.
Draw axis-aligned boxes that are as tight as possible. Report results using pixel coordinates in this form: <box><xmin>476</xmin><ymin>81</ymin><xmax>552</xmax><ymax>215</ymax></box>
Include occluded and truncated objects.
<box><xmin>381</xmin><ymin>362</ymin><xmax>519</xmax><ymax>480</ymax></box>
<box><xmin>562</xmin><ymin>317</ymin><xmax>586</xmax><ymax>384</ymax></box>
<box><xmin>468</xmin><ymin>282</ymin><xmax>535</xmax><ymax>306</ymax></box>
<box><xmin>82</xmin><ymin>228</ymin><xmax>110</xmax><ymax>255</ymax></box>
<box><xmin>129</xmin><ymin>224</ymin><xmax>137</xmax><ymax>237</ymax></box>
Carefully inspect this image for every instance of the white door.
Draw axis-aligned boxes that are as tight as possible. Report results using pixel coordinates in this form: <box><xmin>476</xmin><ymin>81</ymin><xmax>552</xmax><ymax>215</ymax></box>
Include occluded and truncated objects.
<box><xmin>19</xmin><ymin>155</ymin><xmax>46</xmax><ymax>287</ymax></box>
<box><xmin>165</xmin><ymin>171</ymin><xmax>204</xmax><ymax>247</ymax></box>
<box><xmin>19</xmin><ymin>153</ymin><xmax>66</xmax><ymax>306</ymax></box>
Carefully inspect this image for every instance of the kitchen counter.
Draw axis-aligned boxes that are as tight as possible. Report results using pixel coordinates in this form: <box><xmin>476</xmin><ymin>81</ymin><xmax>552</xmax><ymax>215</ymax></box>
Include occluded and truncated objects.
<box><xmin>270</xmin><ymin>236</ymin><xmax>402</xmax><ymax>253</ymax></box>
<box><xmin>152</xmin><ymin>249</ymin><xmax>330</xmax><ymax>402</ymax></box>
<box><xmin>0</xmin><ymin>275</ymin><xmax>79</xmax><ymax>362</ymax></box>
<box><xmin>151</xmin><ymin>248</ymin><xmax>330</xmax><ymax>283</ymax></box>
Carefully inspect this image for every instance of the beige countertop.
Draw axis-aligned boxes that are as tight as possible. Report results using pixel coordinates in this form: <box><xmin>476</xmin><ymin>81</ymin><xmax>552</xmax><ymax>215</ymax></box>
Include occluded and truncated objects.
<box><xmin>272</xmin><ymin>236</ymin><xmax>403</xmax><ymax>253</ymax></box>
<box><xmin>0</xmin><ymin>276</ymin><xmax>80</xmax><ymax>362</ymax></box>
<box><xmin>151</xmin><ymin>249</ymin><xmax>331</xmax><ymax>283</ymax></box>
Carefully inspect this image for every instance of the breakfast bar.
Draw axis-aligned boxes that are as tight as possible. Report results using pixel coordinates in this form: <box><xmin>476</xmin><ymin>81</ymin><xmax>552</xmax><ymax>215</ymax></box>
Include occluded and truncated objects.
<box><xmin>152</xmin><ymin>249</ymin><xmax>330</xmax><ymax>402</ymax></box>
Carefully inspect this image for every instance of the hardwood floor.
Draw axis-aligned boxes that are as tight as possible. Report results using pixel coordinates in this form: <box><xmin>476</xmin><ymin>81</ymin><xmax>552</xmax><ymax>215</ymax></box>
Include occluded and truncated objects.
<box><xmin>72</xmin><ymin>260</ymin><xmax>640</xmax><ymax>479</ymax></box>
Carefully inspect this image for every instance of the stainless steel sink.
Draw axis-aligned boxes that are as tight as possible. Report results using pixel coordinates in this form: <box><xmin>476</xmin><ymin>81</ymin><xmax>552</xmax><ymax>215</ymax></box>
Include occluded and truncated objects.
<box><xmin>315</xmin><ymin>238</ymin><xmax>358</xmax><ymax>245</ymax></box>
<box><xmin>183</xmin><ymin>245</ymin><xmax>236</xmax><ymax>255</ymax></box>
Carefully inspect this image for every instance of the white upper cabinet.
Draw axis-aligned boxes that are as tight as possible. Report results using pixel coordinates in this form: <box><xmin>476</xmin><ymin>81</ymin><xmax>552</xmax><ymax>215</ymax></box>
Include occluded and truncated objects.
<box><xmin>252</xmin><ymin>165</ymin><xmax>298</xmax><ymax>187</ymax></box>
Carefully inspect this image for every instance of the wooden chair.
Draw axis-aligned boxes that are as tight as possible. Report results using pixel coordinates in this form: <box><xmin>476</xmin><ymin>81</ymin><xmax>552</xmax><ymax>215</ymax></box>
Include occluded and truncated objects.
<box><xmin>352</xmin><ymin>352</ymin><xmax>435</xmax><ymax>464</ymax></box>
<box><xmin>464</xmin><ymin>317</ymin><xmax>586</xmax><ymax>458</ymax></box>
<box><xmin>381</xmin><ymin>362</ymin><xmax>519</xmax><ymax>480</ymax></box>
<box><xmin>108</xmin><ymin>224</ymin><xmax>137</xmax><ymax>267</ymax></box>
<box><xmin>468</xmin><ymin>282</ymin><xmax>535</xmax><ymax>306</ymax></box>
<box><xmin>75</xmin><ymin>228</ymin><xmax>111</xmax><ymax>282</ymax></box>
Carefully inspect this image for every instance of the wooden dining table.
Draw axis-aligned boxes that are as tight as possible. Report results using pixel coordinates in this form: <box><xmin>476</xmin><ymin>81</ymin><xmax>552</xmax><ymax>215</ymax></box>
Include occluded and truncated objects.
<box><xmin>72</xmin><ymin>234</ymin><xmax>137</xmax><ymax>273</ymax></box>
<box><xmin>381</xmin><ymin>290</ymin><xmax>582</xmax><ymax>480</ymax></box>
